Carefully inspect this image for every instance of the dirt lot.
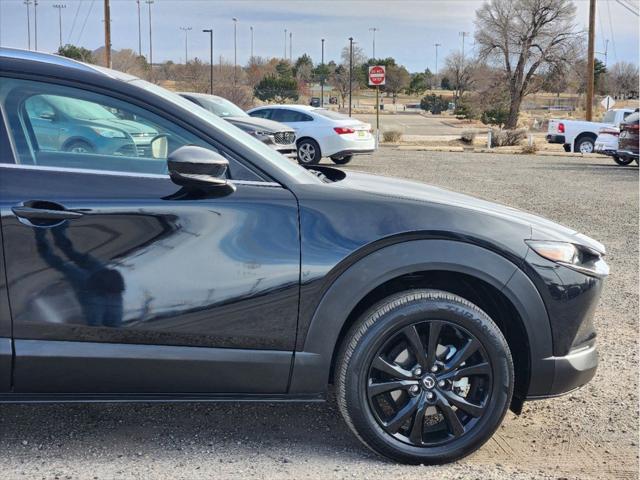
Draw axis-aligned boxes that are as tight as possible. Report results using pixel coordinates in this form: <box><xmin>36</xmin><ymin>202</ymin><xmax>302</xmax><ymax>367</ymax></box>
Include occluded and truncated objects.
<box><xmin>0</xmin><ymin>150</ymin><xmax>637</xmax><ymax>480</ymax></box>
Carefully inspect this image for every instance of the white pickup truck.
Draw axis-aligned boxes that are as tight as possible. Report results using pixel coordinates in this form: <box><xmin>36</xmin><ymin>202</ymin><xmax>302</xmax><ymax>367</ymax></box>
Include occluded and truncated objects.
<box><xmin>546</xmin><ymin>108</ymin><xmax>636</xmax><ymax>153</ymax></box>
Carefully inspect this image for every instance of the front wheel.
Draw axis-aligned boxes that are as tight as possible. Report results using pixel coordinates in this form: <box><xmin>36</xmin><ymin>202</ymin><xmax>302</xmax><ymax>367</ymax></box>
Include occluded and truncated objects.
<box><xmin>613</xmin><ymin>155</ymin><xmax>634</xmax><ymax>166</ymax></box>
<box><xmin>64</xmin><ymin>140</ymin><xmax>94</xmax><ymax>154</ymax></box>
<box><xmin>336</xmin><ymin>289</ymin><xmax>513</xmax><ymax>464</ymax></box>
<box><xmin>297</xmin><ymin>138</ymin><xmax>321</xmax><ymax>165</ymax></box>
<box><xmin>331</xmin><ymin>154</ymin><xmax>353</xmax><ymax>165</ymax></box>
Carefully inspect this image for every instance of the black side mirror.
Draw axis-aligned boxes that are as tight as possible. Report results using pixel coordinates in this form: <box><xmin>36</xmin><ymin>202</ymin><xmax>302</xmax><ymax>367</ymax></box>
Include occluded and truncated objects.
<box><xmin>167</xmin><ymin>145</ymin><xmax>234</xmax><ymax>192</ymax></box>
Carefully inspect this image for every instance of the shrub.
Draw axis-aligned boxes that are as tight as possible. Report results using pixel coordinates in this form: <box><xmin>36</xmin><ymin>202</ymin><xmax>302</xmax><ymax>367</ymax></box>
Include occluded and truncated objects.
<box><xmin>460</xmin><ymin>130</ymin><xmax>476</xmax><ymax>144</ymax></box>
<box><xmin>420</xmin><ymin>94</ymin><xmax>448</xmax><ymax>114</ymax></box>
<box><xmin>382</xmin><ymin>130</ymin><xmax>403</xmax><ymax>143</ymax></box>
<box><xmin>481</xmin><ymin>107</ymin><xmax>510</xmax><ymax>127</ymax></box>
<box><xmin>490</xmin><ymin>128</ymin><xmax>527</xmax><ymax>147</ymax></box>
<box><xmin>454</xmin><ymin>101</ymin><xmax>476</xmax><ymax>120</ymax></box>
<box><xmin>521</xmin><ymin>143</ymin><xmax>538</xmax><ymax>154</ymax></box>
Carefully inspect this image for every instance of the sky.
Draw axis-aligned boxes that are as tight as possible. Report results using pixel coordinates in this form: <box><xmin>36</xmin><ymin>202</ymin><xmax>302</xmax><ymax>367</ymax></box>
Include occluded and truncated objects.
<box><xmin>0</xmin><ymin>0</ymin><xmax>638</xmax><ymax>73</ymax></box>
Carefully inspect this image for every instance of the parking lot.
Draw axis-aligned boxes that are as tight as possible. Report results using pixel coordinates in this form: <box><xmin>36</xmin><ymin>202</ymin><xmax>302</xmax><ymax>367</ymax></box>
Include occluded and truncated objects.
<box><xmin>0</xmin><ymin>149</ymin><xmax>637</xmax><ymax>480</ymax></box>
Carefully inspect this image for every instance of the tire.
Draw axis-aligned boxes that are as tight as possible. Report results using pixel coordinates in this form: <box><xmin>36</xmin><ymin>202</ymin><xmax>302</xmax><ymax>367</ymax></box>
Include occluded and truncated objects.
<box><xmin>331</xmin><ymin>154</ymin><xmax>353</xmax><ymax>165</ymax></box>
<box><xmin>563</xmin><ymin>144</ymin><xmax>571</xmax><ymax>153</ymax></box>
<box><xmin>336</xmin><ymin>289</ymin><xmax>514</xmax><ymax>464</ymax></box>
<box><xmin>613</xmin><ymin>155</ymin><xmax>634</xmax><ymax>166</ymax></box>
<box><xmin>63</xmin><ymin>140</ymin><xmax>94</xmax><ymax>154</ymax></box>
<box><xmin>297</xmin><ymin>138</ymin><xmax>321</xmax><ymax>165</ymax></box>
<box><xmin>574</xmin><ymin>136</ymin><xmax>595</xmax><ymax>154</ymax></box>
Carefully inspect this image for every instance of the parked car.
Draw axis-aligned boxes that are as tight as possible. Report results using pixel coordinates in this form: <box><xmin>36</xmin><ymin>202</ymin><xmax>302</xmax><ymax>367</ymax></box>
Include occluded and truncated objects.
<box><xmin>24</xmin><ymin>93</ymin><xmax>157</xmax><ymax>156</ymax></box>
<box><xmin>247</xmin><ymin>105</ymin><xmax>375</xmax><ymax>165</ymax></box>
<box><xmin>0</xmin><ymin>48</ymin><xmax>608</xmax><ymax>465</ymax></box>
<box><xmin>594</xmin><ymin>126</ymin><xmax>621</xmax><ymax>160</ymax></box>
<box><xmin>617</xmin><ymin>111</ymin><xmax>639</xmax><ymax>165</ymax></box>
<box><xmin>179</xmin><ymin>92</ymin><xmax>297</xmax><ymax>158</ymax></box>
<box><xmin>546</xmin><ymin>108</ymin><xmax>635</xmax><ymax>153</ymax></box>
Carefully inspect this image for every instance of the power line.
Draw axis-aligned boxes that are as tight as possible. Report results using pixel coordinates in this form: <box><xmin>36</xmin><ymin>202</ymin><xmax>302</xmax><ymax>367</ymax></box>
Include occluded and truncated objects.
<box><xmin>76</xmin><ymin>0</ymin><xmax>94</xmax><ymax>45</ymax></box>
<box><xmin>67</xmin><ymin>0</ymin><xmax>82</xmax><ymax>43</ymax></box>
<box><xmin>606</xmin><ymin>0</ymin><xmax>618</xmax><ymax>62</ymax></box>
<box><xmin>615</xmin><ymin>0</ymin><xmax>639</xmax><ymax>16</ymax></box>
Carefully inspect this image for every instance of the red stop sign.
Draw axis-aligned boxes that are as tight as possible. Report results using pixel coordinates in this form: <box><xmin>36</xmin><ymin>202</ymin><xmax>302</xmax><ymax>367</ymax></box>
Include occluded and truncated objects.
<box><xmin>368</xmin><ymin>65</ymin><xmax>386</xmax><ymax>86</ymax></box>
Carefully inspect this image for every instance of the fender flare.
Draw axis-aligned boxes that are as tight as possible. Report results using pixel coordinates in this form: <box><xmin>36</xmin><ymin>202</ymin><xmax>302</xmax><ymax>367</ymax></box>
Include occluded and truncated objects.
<box><xmin>288</xmin><ymin>239</ymin><xmax>554</xmax><ymax>396</ymax></box>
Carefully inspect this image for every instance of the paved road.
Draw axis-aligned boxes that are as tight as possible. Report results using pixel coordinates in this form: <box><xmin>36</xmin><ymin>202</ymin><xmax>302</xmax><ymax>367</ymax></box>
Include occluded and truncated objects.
<box><xmin>1</xmin><ymin>150</ymin><xmax>637</xmax><ymax>480</ymax></box>
<box><xmin>353</xmin><ymin>112</ymin><xmax>473</xmax><ymax>136</ymax></box>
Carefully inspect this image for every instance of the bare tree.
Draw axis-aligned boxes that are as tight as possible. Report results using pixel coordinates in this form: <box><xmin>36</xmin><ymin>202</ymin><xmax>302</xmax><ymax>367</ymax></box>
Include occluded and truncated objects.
<box><xmin>608</xmin><ymin>62</ymin><xmax>640</xmax><ymax>99</ymax></box>
<box><xmin>443</xmin><ymin>52</ymin><xmax>478</xmax><ymax>101</ymax></box>
<box><xmin>475</xmin><ymin>0</ymin><xmax>578</xmax><ymax>128</ymax></box>
<box><xmin>384</xmin><ymin>65</ymin><xmax>410</xmax><ymax>103</ymax></box>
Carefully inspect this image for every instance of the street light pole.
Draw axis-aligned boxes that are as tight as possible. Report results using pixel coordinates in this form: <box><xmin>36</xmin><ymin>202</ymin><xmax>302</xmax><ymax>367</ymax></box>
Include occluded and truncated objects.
<box><xmin>203</xmin><ymin>29</ymin><xmax>213</xmax><ymax>94</ymax></box>
<box><xmin>348</xmin><ymin>37</ymin><xmax>353</xmax><ymax>117</ymax></box>
<box><xmin>53</xmin><ymin>4</ymin><xmax>65</xmax><ymax>49</ymax></box>
<box><xmin>459</xmin><ymin>31</ymin><xmax>470</xmax><ymax>59</ymax></box>
<box><xmin>320</xmin><ymin>38</ymin><xmax>325</xmax><ymax>107</ymax></box>
<box><xmin>369</xmin><ymin>27</ymin><xmax>379</xmax><ymax>59</ymax></box>
<box><xmin>434</xmin><ymin>42</ymin><xmax>441</xmax><ymax>88</ymax></box>
<box><xmin>33</xmin><ymin>0</ymin><xmax>38</xmax><ymax>50</ymax></box>
<box><xmin>24</xmin><ymin>1</ymin><xmax>32</xmax><ymax>50</ymax></box>
<box><xmin>284</xmin><ymin>28</ymin><xmax>287</xmax><ymax>59</ymax></box>
<box><xmin>136</xmin><ymin>0</ymin><xmax>142</xmax><ymax>56</ymax></box>
<box><xmin>146</xmin><ymin>0</ymin><xmax>154</xmax><ymax>75</ymax></box>
<box><xmin>250</xmin><ymin>26</ymin><xmax>254</xmax><ymax>58</ymax></box>
<box><xmin>232</xmin><ymin>17</ymin><xmax>238</xmax><ymax>85</ymax></box>
<box><xmin>289</xmin><ymin>31</ymin><xmax>292</xmax><ymax>62</ymax></box>
<box><xmin>180</xmin><ymin>26</ymin><xmax>192</xmax><ymax>63</ymax></box>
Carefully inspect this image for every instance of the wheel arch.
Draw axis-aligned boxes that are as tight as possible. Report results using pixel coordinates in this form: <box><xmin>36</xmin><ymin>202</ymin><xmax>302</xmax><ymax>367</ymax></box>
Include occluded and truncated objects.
<box><xmin>574</xmin><ymin>132</ymin><xmax>597</xmax><ymax>150</ymax></box>
<box><xmin>289</xmin><ymin>239</ymin><xmax>554</xmax><ymax>406</ymax></box>
<box><xmin>61</xmin><ymin>136</ymin><xmax>94</xmax><ymax>151</ymax></box>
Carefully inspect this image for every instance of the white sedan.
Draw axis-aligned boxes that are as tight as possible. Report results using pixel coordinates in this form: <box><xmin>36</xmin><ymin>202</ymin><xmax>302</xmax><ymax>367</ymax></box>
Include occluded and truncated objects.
<box><xmin>247</xmin><ymin>105</ymin><xmax>375</xmax><ymax>165</ymax></box>
<box><xmin>594</xmin><ymin>126</ymin><xmax>619</xmax><ymax>156</ymax></box>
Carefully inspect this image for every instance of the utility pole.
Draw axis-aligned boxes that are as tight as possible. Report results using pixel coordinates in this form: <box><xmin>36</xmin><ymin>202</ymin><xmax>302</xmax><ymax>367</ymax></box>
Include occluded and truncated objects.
<box><xmin>348</xmin><ymin>37</ymin><xmax>353</xmax><ymax>117</ymax></box>
<box><xmin>203</xmin><ymin>29</ymin><xmax>213</xmax><ymax>94</ymax></box>
<box><xmin>146</xmin><ymin>0</ymin><xmax>154</xmax><ymax>74</ymax></box>
<box><xmin>459</xmin><ymin>31</ymin><xmax>470</xmax><ymax>59</ymax></box>
<box><xmin>24</xmin><ymin>1</ymin><xmax>32</xmax><ymax>50</ymax></box>
<box><xmin>33</xmin><ymin>0</ymin><xmax>38</xmax><ymax>50</ymax></box>
<box><xmin>320</xmin><ymin>38</ymin><xmax>325</xmax><ymax>107</ymax></box>
<box><xmin>180</xmin><ymin>26</ymin><xmax>192</xmax><ymax>63</ymax></box>
<box><xmin>250</xmin><ymin>26</ymin><xmax>254</xmax><ymax>58</ymax></box>
<box><xmin>103</xmin><ymin>0</ymin><xmax>111</xmax><ymax>68</ymax></box>
<box><xmin>232</xmin><ymin>18</ymin><xmax>238</xmax><ymax>85</ymax></box>
<box><xmin>136</xmin><ymin>0</ymin><xmax>142</xmax><ymax>56</ymax></box>
<box><xmin>369</xmin><ymin>27</ymin><xmax>379</xmax><ymax>59</ymax></box>
<box><xmin>53</xmin><ymin>4</ymin><xmax>66</xmax><ymax>49</ymax></box>
<box><xmin>284</xmin><ymin>28</ymin><xmax>287</xmax><ymax>59</ymax></box>
<box><xmin>585</xmin><ymin>0</ymin><xmax>596</xmax><ymax>121</ymax></box>
<box><xmin>289</xmin><ymin>31</ymin><xmax>292</xmax><ymax>62</ymax></box>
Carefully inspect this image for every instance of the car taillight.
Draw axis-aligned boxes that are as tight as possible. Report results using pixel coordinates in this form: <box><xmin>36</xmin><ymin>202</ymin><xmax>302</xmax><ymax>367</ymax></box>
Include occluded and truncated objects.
<box><xmin>334</xmin><ymin>127</ymin><xmax>355</xmax><ymax>135</ymax></box>
<box><xmin>558</xmin><ymin>122</ymin><xmax>565</xmax><ymax>133</ymax></box>
<box><xmin>600</xmin><ymin>128</ymin><xmax>619</xmax><ymax>136</ymax></box>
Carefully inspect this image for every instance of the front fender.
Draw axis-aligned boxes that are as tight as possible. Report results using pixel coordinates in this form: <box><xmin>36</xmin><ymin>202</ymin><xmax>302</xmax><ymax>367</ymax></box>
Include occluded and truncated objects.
<box><xmin>289</xmin><ymin>239</ymin><xmax>554</xmax><ymax>396</ymax></box>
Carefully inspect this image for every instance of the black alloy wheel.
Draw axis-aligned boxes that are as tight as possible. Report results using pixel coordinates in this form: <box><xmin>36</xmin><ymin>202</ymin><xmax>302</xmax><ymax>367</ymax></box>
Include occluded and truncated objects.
<box><xmin>336</xmin><ymin>290</ymin><xmax>513</xmax><ymax>464</ymax></box>
<box><xmin>367</xmin><ymin>320</ymin><xmax>492</xmax><ymax>447</ymax></box>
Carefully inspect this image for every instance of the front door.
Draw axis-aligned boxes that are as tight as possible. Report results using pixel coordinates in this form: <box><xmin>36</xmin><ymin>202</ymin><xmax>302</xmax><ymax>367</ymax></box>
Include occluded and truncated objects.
<box><xmin>0</xmin><ymin>76</ymin><xmax>300</xmax><ymax>395</ymax></box>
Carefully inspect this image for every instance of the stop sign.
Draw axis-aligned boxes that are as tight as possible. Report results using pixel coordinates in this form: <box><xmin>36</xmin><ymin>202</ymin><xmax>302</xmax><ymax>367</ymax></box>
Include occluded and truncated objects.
<box><xmin>368</xmin><ymin>65</ymin><xmax>386</xmax><ymax>86</ymax></box>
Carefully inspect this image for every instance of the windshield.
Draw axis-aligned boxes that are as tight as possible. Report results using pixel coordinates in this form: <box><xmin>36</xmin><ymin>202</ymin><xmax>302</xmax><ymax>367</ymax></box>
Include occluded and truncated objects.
<box><xmin>314</xmin><ymin>108</ymin><xmax>350</xmax><ymax>120</ymax></box>
<box><xmin>127</xmin><ymin>78</ymin><xmax>318</xmax><ymax>183</ymax></box>
<box><xmin>602</xmin><ymin>110</ymin><xmax>617</xmax><ymax>124</ymax></box>
<box><xmin>46</xmin><ymin>95</ymin><xmax>118</xmax><ymax>120</ymax></box>
<box><xmin>196</xmin><ymin>96</ymin><xmax>248</xmax><ymax>118</ymax></box>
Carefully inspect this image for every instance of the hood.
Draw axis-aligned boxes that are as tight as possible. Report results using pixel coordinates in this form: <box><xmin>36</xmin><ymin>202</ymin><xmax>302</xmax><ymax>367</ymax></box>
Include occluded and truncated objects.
<box><xmin>337</xmin><ymin>170</ymin><xmax>602</xmax><ymax>250</ymax></box>
<box><xmin>225</xmin><ymin>116</ymin><xmax>294</xmax><ymax>133</ymax></box>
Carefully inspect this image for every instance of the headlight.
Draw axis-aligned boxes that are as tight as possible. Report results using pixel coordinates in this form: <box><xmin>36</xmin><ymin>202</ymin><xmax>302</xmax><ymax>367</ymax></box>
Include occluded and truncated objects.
<box><xmin>526</xmin><ymin>240</ymin><xmax>609</xmax><ymax>278</ymax></box>
<box><xmin>90</xmin><ymin>127</ymin><xmax>127</xmax><ymax>138</ymax></box>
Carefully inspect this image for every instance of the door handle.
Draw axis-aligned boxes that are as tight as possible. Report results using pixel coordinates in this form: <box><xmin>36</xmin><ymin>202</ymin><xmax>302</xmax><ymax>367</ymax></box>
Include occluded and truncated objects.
<box><xmin>12</xmin><ymin>201</ymin><xmax>83</xmax><ymax>225</ymax></box>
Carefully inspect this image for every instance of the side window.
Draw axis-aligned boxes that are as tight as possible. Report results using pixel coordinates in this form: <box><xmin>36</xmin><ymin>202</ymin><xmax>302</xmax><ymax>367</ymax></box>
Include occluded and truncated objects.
<box><xmin>271</xmin><ymin>109</ymin><xmax>312</xmax><ymax>123</ymax></box>
<box><xmin>1</xmin><ymin>77</ymin><xmax>219</xmax><ymax>175</ymax></box>
<box><xmin>249</xmin><ymin>109</ymin><xmax>271</xmax><ymax>119</ymax></box>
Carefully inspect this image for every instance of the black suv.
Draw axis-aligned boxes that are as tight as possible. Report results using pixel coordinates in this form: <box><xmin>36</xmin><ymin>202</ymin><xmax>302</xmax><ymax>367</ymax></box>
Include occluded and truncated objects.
<box><xmin>0</xmin><ymin>49</ymin><xmax>607</xmax><ymax>464</ymax></box>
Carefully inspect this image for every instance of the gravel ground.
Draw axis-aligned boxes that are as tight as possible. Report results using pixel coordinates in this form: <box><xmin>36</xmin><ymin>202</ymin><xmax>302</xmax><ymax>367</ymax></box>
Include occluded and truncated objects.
<box><xmin>1</xmin><ymin>149</ymin><xmax>637</xmax><ymax>480</ymax></box>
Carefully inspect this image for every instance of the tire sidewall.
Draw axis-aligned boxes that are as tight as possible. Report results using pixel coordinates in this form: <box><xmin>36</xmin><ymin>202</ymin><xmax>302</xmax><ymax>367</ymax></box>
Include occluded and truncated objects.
<box><xmin>297</xmin><ymin>139</ymin><xmax>321</xmax><ymax>165</ymax></box>
<box><xmin>613</xmin><ymin>155</ymin><xmax>633</xmax><ymax>166</ymax></box>
<box><xmin>340</xmin><ymin>292</ymin><xmax>513</xmax><ymax>464</ymax></box>
<box><xmin>331</xmin><ymin>155</ymin><xmax>353</xmax><ymax>165</ymax></box>
<box><xmin>575</xmin><ymin>137</ymin><xmax>594</xmax><ymax>154</ymax></box>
